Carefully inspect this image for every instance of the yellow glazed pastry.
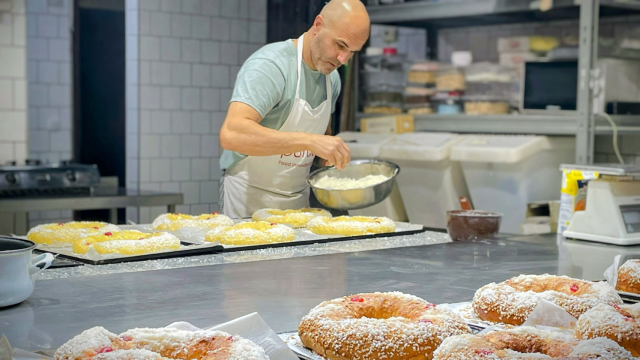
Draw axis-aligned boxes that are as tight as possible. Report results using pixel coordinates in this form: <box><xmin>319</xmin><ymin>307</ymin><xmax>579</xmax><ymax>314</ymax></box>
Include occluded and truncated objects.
<box><xmin>152</xmin><ymin>213</ymin><xmax>233</xmax><ymax>231</ymax></box>
<box><xmin>205</xmin><ymin>221</ymin><xmax>295</xmax><ymax>246</ymax></box>
<box><xmin>307</xmin><ymin>216</ymin><xmax>395</xmax><ymax>236</ymax></box>
<box><xmin>251</xmin><ymin>208</ymin><xmax>331</xmax><ymax>228</ymax></box>
<box><xmin>27</xmin><ymin>222</ymin><xmax>121</xmax><ymax>246</ymax></box>
<box><xmin>73</xmin><ymin>230</ymin><xmax>180</xmax><ymax>255</ymax></box>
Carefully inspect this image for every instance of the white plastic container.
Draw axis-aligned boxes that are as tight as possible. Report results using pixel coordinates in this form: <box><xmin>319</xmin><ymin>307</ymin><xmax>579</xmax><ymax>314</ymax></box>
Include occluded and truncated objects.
<box><xmin>451</xmin><ymin>135</ymin><xmax>575</xmax><ymax>234</ymax></box>
<box><xmin>337</xmin><ymin>132</ymin><xmax>408</xmax><ymax>221</ymax></box>
<box><xmin>379</xmin><ymin>132</ymin><xmax>468</xmax><ymax>228</ymax></box>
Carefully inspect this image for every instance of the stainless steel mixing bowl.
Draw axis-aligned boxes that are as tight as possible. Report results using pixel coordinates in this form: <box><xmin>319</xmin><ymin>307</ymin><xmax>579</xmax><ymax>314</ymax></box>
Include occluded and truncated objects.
<box><xmin>307</xmin><ymin>159</ymin><xmax>400</xmax><ymax>210</ymax></box>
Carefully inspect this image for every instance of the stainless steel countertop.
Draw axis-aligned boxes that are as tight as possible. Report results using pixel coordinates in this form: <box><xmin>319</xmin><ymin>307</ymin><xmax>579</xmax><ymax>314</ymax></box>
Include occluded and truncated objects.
<box><xmin>2</xmin><ymin>232</ymin><xmax>639</xmax><ymax>353</ymax></box>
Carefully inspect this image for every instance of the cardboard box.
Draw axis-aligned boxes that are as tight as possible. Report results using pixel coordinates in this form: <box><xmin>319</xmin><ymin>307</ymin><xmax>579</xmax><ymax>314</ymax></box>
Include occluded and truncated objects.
<box><xmin>360</xmin><ymin>115</ymin><xmax>414</xmax><ymax>134</ymax></box>
<box><xmin>499</xmin><ymin>52</ymin><xmax>541</xmax><ymax>67</ymax></box>
<box><xmin>497</xmin><ymin>36</ymin><xmax>559</xmax><ymax>53</ymax></box>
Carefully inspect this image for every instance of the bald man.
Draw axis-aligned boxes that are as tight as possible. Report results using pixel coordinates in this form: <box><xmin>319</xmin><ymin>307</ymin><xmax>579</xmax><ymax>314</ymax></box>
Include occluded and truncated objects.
<box><xmin>218</xmin><ymin>0</ymin><xmax>370</xmax><ymax>218</ymax></box>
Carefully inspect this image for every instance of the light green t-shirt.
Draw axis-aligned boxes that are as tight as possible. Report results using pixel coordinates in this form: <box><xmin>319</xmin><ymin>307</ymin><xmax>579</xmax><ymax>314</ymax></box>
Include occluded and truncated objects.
<box><xmin>220</xmin><ymin>39</ymin><xmax>341</xmax><ymax>170</ymax></box>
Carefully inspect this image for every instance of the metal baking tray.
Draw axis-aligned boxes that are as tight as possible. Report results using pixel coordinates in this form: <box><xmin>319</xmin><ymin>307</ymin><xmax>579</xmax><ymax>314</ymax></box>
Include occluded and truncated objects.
<box><xmin>618</xmin><ymin>291</ymin><xmax>640</xmax><ymax>304</ymax></box>
<box><xmin>121</xmin><ymin>221</ymin><xmax>427</xmax><ymax>253</ymax></box>
<box><xmin>220</xmin><ymin>222</ymin><xmax>427</xmax><ymax>252</ymax></box>
<box><xmin>34</xmin><ymin>242</ymin><xmax>223</xmax><ymax>265</ymax></box>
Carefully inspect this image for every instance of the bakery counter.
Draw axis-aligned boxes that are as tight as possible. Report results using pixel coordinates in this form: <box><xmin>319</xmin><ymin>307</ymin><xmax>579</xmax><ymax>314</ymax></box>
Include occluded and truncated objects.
<box><xmin>2</xmin><ymin>232</ymin><xmax>638</xmax><ymax>353</ymax></box>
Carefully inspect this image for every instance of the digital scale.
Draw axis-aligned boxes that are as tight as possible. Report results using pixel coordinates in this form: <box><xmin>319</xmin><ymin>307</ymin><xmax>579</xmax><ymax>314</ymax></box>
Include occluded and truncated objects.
<box><xmin>563</xmin><ymin>164</ymin><xmax>640</xmax><ymax>245</ymax></box>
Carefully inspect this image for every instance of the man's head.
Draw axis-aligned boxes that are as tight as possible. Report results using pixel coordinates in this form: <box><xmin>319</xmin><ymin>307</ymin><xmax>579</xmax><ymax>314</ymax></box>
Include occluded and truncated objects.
<box><xmin>308</xmin><ymin>0</ymin><xmax>370</xmax><ymax>75</ymax></box>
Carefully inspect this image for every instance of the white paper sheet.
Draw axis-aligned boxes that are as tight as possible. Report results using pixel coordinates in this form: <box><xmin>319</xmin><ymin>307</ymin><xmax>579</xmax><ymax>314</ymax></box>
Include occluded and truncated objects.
<box><xmin>166</xmin><ymin>313</ymin><xmax>298</xmax><ymax>360</ymax></box>
<box><xmin>278</xmin><ymin>332</ymin><xmax>326</xmax><ymax>360</ymax></box>
<box><xmin>522</xmin><ymin>299</ymin><xmax>577</xmax><ymax>329</ymax></box>
<box><xmin>0</xmin><ymin>335</ymin><xmax>51</xmax><ymax>360</ymax></box>
<box><xmin>604</xmin><ymin>254</ymin><xmax>622</xmax><ymax>288</ymax></box>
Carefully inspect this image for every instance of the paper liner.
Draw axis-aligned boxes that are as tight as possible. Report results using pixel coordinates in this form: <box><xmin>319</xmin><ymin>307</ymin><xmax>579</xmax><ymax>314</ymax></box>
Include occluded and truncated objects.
<box><xmin>438</xmin><ymin>302</ymin><xmax>507</xmax><ymax>330</ymax></box>
<box><xmin>0</xmin><ymin>335</ymin><xmax>51</xmax><ymax>360</ymax></box>
<box><xmin>604</xmin><ymin>254</ymin><xmax>622</xmax><ymax>288</ymax></box>
<box><xmin>278</xmin><ymin>332</ymin><xmax>326</xmax><ymax>360</ymax></box>
<box><xmin>165</xmin><ymin>313</ymin><xmax>298</xmax><ymax>360</ymax></box>
<box><xmin>521</xmin><ymin>299</ymin><xmax>577</xmax><ymax>329</ymax></box>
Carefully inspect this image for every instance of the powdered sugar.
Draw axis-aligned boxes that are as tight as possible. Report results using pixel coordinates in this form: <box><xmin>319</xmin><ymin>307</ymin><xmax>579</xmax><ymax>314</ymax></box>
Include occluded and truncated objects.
<box><xmin>205</xmin><ymin>221</ymin><xmax>296</xmax><ymax>246</ymax></box>
<box><xmin>576</xmin><ymin>303</ymin><xmax>640</xmax><ymax>344</ymax></box>
<box><xmin>93</xmin><ymin>349</ymin><xmax>168</xmax><ymax>359</ymax></box>
<box><xmin>228</xmin><ymin>338</ymin><xmax>270</xmax><ymax>360</ymax></box>
<box><xmin>312</xmin><ymin>174</ymin><xmax>389</xmax><ymax>190</ymax></box>
<box><xmin>152</xmin><ymin>213</ymin><xmax>234</xmax><ymax>231</ymax></box>
<box><xmin>568</xmin><ymin>337</ymin><xmax>634</xmax><ymax>359</ymax></box>
<box><xmin>92</xmin><ymin>232</ymin><xmax>180</xmax><ymax>255</ymax></box>
<box><xmin>306</xmin><ymin>216</ymin><xmax>396</xmax><ymax>236</ymax></box>
<box><xmin>252</xmin><ymin>208</ymin><xmax>332</xmax><ymax>228</ymax></box>
<box><xmin>53</xmin><ymin>326</ymin><xmax>117</xmax><ymax>360</ymax></box>
<box><xmin>55</xmin><ymin>326</ymin><xmax>269</xmax><ymax>360</ymax></box>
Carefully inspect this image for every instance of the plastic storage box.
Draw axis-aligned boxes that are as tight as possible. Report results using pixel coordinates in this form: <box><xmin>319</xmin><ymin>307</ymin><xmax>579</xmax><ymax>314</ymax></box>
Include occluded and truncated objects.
<box><xmin>451</xmin><ymin>135</ymin><xmax>575</xmax><ymax>234</ymax></box>
<box><xmin>336</xmin><ymin>132</ymin><xmax>408</xmax><ymax>221</ymax></box>
<box><xmin>379</xmin><ymin>132</ymin><xmax>469</xmax><ymax>228</ymax></box>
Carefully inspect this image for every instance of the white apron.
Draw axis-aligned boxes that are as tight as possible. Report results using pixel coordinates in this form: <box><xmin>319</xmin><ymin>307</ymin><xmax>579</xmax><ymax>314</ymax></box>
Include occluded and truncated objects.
<box><xmin>222</xmin><ymin>34</ymin><xmax>332</xmax><ymax>218</ymax></box>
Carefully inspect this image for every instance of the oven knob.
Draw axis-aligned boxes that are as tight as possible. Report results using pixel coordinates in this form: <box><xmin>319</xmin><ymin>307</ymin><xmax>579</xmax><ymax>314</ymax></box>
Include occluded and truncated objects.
<box><xmin>65</xmin><ymin>170</ymin><xmax>77</xmax><ymax>182</ymax></box>
<box><xmin>5</xmin><ymin>173</ymin><xmax>18</xmax><ymax>184</ymax></box>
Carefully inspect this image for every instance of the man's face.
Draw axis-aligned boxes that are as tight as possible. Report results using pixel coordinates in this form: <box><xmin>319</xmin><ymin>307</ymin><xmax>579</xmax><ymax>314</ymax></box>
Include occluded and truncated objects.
<box><xmin>310</xmin><ymin>21</ymin><xmax>368</xmax><ymax>75</ymax></box>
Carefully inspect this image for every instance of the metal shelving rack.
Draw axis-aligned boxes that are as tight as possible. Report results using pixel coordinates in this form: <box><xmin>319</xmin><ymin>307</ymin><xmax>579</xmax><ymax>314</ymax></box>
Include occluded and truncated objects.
<box><xmin>360</xmin><ymin>0</ymin><xmax>640</xmax><ymax>164</ymax></box>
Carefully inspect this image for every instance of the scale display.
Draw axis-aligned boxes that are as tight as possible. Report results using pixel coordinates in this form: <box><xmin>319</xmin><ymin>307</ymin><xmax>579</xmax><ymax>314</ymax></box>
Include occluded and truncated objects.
<box><xmin>621</xmin><ymin>204</ymin><xmax>640</xmax><ymax>234</ymax></box>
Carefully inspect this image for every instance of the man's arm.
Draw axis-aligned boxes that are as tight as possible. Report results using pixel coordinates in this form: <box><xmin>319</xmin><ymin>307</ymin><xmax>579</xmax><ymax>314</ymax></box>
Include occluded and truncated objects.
<box><xmin>220</xmin><ymin>103</ymin><xmax>351</xmax><ymax>169</ymax></box>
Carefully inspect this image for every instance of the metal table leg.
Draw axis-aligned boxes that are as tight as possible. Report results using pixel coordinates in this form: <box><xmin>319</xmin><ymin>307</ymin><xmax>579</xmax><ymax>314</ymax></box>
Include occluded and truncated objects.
<box><xmin>109</xmin><ymin>208</ymin><xmax>118</xmax><ymax>224</ymax></box>
<box><xmin>15</xmin><ymin>212</ymin><xmax>28</xmax><ymax>235</ymax></box>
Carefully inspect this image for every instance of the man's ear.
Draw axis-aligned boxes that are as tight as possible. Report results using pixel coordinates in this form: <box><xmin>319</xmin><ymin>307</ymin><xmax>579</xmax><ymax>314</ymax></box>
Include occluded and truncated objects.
<box><xmin>313</xmin><ymin>15</ymin><xmax>324</xmax><ymax>34</ymax></box>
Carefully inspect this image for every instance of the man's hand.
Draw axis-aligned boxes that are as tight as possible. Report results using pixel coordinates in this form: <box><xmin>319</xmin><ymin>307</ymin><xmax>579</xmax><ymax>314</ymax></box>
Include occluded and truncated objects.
<box><xmin>309</xmin><ymin>134</ymin><xmax>351</xmax><ymax>170</ymax></box>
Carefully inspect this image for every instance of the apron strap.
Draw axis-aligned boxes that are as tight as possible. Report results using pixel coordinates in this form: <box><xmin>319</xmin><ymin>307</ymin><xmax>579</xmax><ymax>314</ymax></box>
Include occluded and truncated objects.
<box><xmin>296</xmin><ymin>34</ymin><xmax>333</xmax><ymax>105</ymax></box>
<box><xmin>295</xmin><ymin>34</ymin><xmax>304</xmax><ymax>97</ymax></box>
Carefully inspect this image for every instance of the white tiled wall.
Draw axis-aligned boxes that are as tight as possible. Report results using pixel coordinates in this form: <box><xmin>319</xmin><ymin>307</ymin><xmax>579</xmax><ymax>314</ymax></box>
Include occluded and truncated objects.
<box><xmin>127</xmin><ymin>0</ymin><xmax>267</xmax><ymax>223</ymax></box>
<box><xmin>0</xmin><ymin>0</ymin><xmax>27</xmax><ymax>166</ymax></box>
<box><xmin>24</xmin><ymin>0</ymin><xmax>74</xmax><ymax>227</ymax></box>
<box><xmin>25</xmin><ymin>0</ymin><xmax>73</xmax><ymax>164</ymax></box>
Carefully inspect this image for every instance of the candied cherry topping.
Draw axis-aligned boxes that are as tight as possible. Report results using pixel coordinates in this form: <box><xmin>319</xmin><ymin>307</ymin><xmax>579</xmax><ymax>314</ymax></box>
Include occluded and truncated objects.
<box><xmin>570</xmin><ymin>284</ymin><xmax>579</xmax><ymax>292</ymax></box>
<box><xmin>226</xmin><ymin>336</ymin><xmax>234</xmax><ymax>341</ymax></box>
<box><xmin>96</xmin><ymin>347</ymin><xmax>113</xmax><ymax>354</ymax></box>
<box><xmin>476</xmin><ymin>349</ymin><xmax>493</xmax><ymax>355</ymax></box>
<box><xmin>120</xmin><ymin>335</ymin><xmax>133</xmax><ymax>341</ymax></box>
<box><xmin>93</xmin><ymin>227</ymin><xmax>99</xmax><ymax>229</ymax></box>
<box><xmin>613</xmin><ymin>304</ymin><xmax>621</xmax><ymax>311</ymax></box>
<box><xmin>270</xmin><ymin>223</ymin><xmax>277</xmax><ymax>226</ymax></box>
<box><xmin>139</xmin><ymin>237</ymin><xmax>145</xmax><ymax>240</ymax></box>
<box><xmin>425</xmin><ymin>303</ymin><xmax>436</xmax><ymax>309</ymax></box>
<box><xmin>419</xmin><ymin>319</ymin><xmax>433</xmax><ymax>324</ymax></box>
<box><xmin>350</xmin><ymin>296</ymin><xmax>364</xmax><ymax>302</ymax></box>
<box><xmin>624</xmin><ymin>317</ymin><xmax>636</xmax><ymax>323</ymax></box>
<box><xmin>212</xmin><ymin>212</ymin><xmax>219</xmax><ymax>215</ymax></box>
<box><xmin>58</xmin><ymin>222</ymin><xmax>64</xmax><ymax>226</ymax></box>
<box><xmin>104</xmin><ymin>232</ymin><xmax>112</xmax><ymax>236</ymax></box>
